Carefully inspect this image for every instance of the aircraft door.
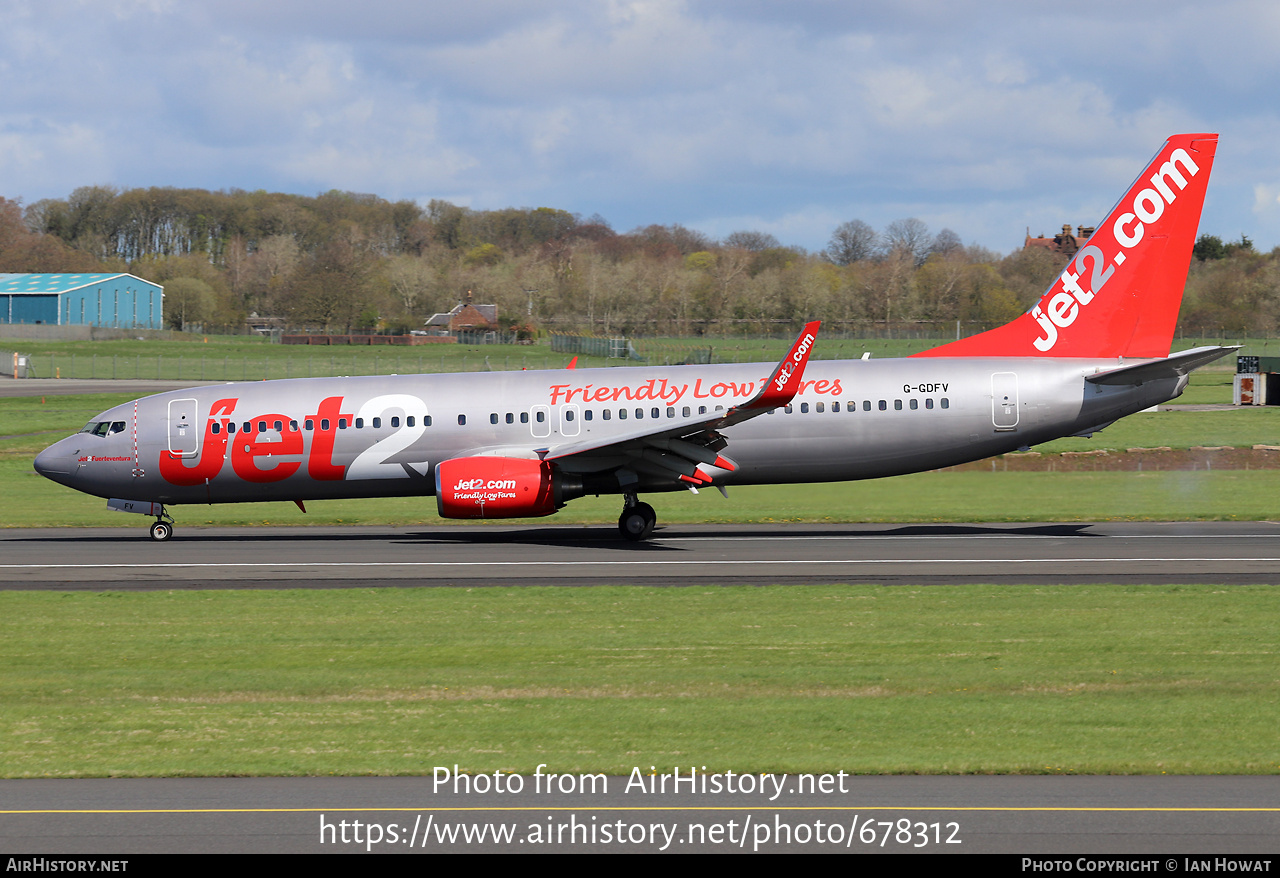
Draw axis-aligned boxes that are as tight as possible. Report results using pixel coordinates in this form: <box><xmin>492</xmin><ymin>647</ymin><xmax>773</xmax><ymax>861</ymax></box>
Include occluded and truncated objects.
<box><xmin>991</xmin><ymin>372</ymin><xmax>1019</xmax><ymax>430</ymax></box>
<box><xmin>167</xmin><ymin>398</ymin><xmax>200</xmax><ymax>457</ymax></box>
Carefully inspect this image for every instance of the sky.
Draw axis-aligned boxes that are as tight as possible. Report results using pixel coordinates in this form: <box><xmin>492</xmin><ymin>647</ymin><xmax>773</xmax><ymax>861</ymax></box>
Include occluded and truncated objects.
<box><xmin>2</xmin><ymin>0</ymin><xmax>1279</xmax><ymax>255</ymax></box>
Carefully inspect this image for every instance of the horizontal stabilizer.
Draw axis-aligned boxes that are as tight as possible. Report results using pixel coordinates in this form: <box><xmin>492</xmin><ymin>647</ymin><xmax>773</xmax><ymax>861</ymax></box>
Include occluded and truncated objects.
<box><xmin>1085</xmin><ymin>346</ymin><xmax>1238</xmax><ymax>386</ymax></box>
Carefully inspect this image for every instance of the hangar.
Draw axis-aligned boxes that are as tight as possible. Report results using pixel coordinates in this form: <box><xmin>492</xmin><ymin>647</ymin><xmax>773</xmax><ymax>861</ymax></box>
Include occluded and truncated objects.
<box><xmin>0</xmin><ymin>273</ymin><xmax>163</xmax><ymax>329</ymax></box>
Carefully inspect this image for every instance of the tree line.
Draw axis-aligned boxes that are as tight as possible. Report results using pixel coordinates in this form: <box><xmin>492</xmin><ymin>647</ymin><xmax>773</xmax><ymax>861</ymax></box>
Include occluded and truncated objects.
<box><xmin>1</xmin><ymin>187</ymin><xmax>1275</xmax><ymax>338</ymax></box>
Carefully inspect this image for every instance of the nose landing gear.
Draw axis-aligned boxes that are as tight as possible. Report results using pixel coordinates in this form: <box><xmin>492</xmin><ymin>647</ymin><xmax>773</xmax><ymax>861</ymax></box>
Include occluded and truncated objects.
<box><xmin>148</xmin><ymin>507</ymin><xmax>176</xmax><ymax>542</ymax></box>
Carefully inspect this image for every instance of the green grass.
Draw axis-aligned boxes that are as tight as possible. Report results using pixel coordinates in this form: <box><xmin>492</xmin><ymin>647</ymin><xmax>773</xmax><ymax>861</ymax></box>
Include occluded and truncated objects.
<box><xmin>3</xmin><ymin>585</ymin><xmax>1277</xmax><ymax>777</ymax></box>
<box><xmin>10</xmin><ymin>465</ymin><xmax>1280</xmax><ymax>528</ymax></box>
<box><xmin>1033</xmin><ymin>407</ymin><xmax>1280</xmax><ymax>453</ymax></box>
<box><xmin>4</xmin><ymin>333</ymin><xmax>1264</xmax><ymax>380</ymax></box>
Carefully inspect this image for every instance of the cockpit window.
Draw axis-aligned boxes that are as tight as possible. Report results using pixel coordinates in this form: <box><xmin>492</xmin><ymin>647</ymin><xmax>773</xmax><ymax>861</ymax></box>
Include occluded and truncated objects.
<box><xmin>79</xmin><ymin>421</ymin><xmax>126</xmax><ymax>437</ymax></box>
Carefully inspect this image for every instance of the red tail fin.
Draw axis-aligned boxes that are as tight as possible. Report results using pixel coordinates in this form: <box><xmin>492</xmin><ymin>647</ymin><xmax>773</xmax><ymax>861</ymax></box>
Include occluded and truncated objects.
<box><xmin>915</xmin><ymin>133</ymin><xmax>1218</xmax><ymax>359</ymax></box>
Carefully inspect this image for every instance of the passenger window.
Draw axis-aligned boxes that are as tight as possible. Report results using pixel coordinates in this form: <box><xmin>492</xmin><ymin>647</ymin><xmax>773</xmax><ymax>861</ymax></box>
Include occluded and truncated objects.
<box><xmin>603</xmin><ymin>409</ymin><xmax>611</xmax><ymax>420</ymax></box>
<box><xmin>505</xmin><ymin>413</ymin><xmax>514</xmax><ymax>424</ymax></box>
<box><xmin>941</xmin><ymin>398</ymin><xmax>950</xmax><ymax>409</ymax></box>
<box><xmin>584</xmin><ymin>410</ymin><xmax>593</xmax><ymax>421</ymax></box>
<box><xmin>242</xmin><ymin>421</ymin><xmax>251</xmax><ymax>433</ymax></box>
<box><xmin>339</xmin><ymin>418</ymin><xmax>348</xmax><ymax>429</ymax></box>
<box><xmin>863</xmin><ymin>400</ymin><xmax>871</xmax><ymax>411</ymax></box>
<box><xmin>925</xmin><ymin>399</ymin><xmax>934</xmax><ymax>410</ymax></box>
<box><xmin>635</xmin><ymin>408</ymin><xmax>644</xmax><ymax>419</ymax></box>
<box><xmin>619</xmin><ymin>409</ymin><xmax>627</xmax><ymax>420</ymax></box>
<box><xmin>909</xmin><ymin>399</ymin><xmax>918</xmax><ymax>410</ymax></box>
<box><xmin>407</xmin><ymin>416</ymin><xmax>415</xmax><ymax>427</ymax></box>
<box><xmin>457</xmin><ymin>415</ymin><xmax>466</xmax><ymax>425</ymax></box>
<box><xmin>800</xmin><ymin>403</ymin><xmax>809</xmax><ymax>413</ymax></box>
<box><xmin>321</xmin><ymin>419</ymin><xmax>330</xmax><ymax>431</ymax></box>
<box><xmin>490</xmin><ymin>413</ymin><xmax>499</xmax><ymax>425</ymax></box>
<box><xmin>212</xmin><ymin>423</ymin><xmax>221</xmax><ymax>434</ymax></box>
<box><xmin>304</xmin><ymin>419</ymin><xmax>313</xmax><ymax>431</ymax></box>
<box><xmin>258</xmin><ymin>421</ymin><xmax>267</xmax><ymax>432</ymax></box>
<box><xmin>667</xmin><ymin>407</ymin><xmax>675</xmax><ymax>418</ymax></box>
<box><xmin>289</xmin><ymin>420</ymin><xmax>298</xmax><ymax>431</ymax></box>
<box><xmin>425</xmin><ymin>415</ymin><xmax>432</xmax><ymax>426</ymax></box>
<box><xmin>816</xmin><ymin>402</ymin><xmax>824</xmax><ymax>413</ymax></box>
<box><xmin>391</xmin><ymin>416</ymin><xmax>400</xmax><ymax>428</ymax></box>
<box><xmin>565</xmin><ymin>410</ymin><xmax>575</xmax><ymax>422</ymax></box>
<box><xmin>228</xmin><ymin>422</ymin><xmax>236</xmax><ymax>434</ymax></box>
<box><xmin>521</xmin><ymin>412</ymin><xmax>529</xmax><ymax>424</ymax></box>
<box><xmin>683</xmin><ymin>406</ymin><xmax>690</xmax><ymax>417</ymax></box>
<box><xmin>536</xmin><ymin>411</ymin><xmax>545</xmax><ymax>423</ymax></box>
<box><xmin>833</xmin><ymin>402</ymin><xmax>840</xmax><ymax>412</ymax></box>
<box><xmin>372</xmin><ymin>417</ymin><xmax>381</xmax><ymax>428</ymax></box>
<box><xmin>355</xmin><ymin>418</ymin><xmax>364</xmax><ymax>428</ymax></box>
<box><xmin>698</xmin><ymin>406</ymin><xmax>707</xmax><ymax>415</ymax></box>
<box><xmin>894</xmin><ymin>400</ymin><xmax>902</xmax><ymax>411</ymax></box>
<box><xmin>785</xmin><ymin>404</ymin><xmax>793</xmax><ymax>414</ymax></box>
<box><xmin>878</xmin><ymin>401</ymin><xmax>886</xmax><ymax>411</ymax></box>
<box><xmin>651</xmin><ymin>407</ymin><xmax>660</xmax><ymax>419</ymax></box>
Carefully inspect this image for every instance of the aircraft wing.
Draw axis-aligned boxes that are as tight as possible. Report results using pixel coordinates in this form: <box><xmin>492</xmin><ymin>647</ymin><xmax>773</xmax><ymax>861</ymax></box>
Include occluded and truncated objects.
<box><xmin>1085</xmin><ymin>345</ymin><xmax>1238</xmax><ymax>386</ymax></box>
<box><xmin>539</xmin><ymin>321</ymin><xmax>821</xmax><ymax>486</ymax></box>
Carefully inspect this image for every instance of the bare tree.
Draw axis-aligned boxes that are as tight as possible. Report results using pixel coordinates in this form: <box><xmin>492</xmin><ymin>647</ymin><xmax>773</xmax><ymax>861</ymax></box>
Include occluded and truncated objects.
<box><xmin>882</xmin><ymin>218</ymin><xmax>932</xmax><ymax>266</ymax></box>
<box><xmin>930</xmin><ymin>228</ymin><xmax>963</xmax><ymax>256</ymax></box>
<box><xmin>723</xmin><ymin>229</ymin><xmax>780</xmax><ymax>251</ymax></box>
<box><xmin>825</xmin><ymin>219</ymin><xmax>878</xmax><ymax>265</ymax></box>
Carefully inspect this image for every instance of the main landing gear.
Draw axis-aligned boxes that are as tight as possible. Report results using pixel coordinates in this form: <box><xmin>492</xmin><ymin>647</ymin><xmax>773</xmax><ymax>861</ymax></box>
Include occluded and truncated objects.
<box><xmin>618</xmin><ymin>494</ymin><xmax>656</xmax><ymax>541</ymax></box>
<box><xmin>149</xmin><ymin>507</ymin><xmax>176</xmax><ymax>542</ymax></box>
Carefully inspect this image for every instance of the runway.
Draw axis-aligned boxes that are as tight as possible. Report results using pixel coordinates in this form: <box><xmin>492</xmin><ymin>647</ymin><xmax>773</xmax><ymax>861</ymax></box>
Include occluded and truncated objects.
<box><xmin>4</xmin><ymin>775</ymin><xmax>1279</xmax><ymax>854</ymax></box>
<box><xmin>5</xmin><ymin>522</ymin><xmax>1279</xmax><ymax>854</ymax></box>
<box><xmin>4</xmin><ymin>521</ymin><xmax>1280</xmax><ymax>589</ymax></box>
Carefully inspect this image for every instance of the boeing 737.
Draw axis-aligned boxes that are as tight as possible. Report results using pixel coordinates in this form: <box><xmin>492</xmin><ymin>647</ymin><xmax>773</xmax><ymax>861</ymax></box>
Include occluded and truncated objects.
<box><xmin>35</xmin><ymin>133</ymin><xmax>1231</xmax><ymax>541</ymax></box>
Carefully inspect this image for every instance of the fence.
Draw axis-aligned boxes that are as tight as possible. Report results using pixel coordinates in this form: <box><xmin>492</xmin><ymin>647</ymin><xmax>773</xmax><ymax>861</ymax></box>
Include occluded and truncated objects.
<box><xmin>550</xmin><ymin>333</ymin><xmax>645</xmax><ymax>360</ymax></box>
<box><xmin>7</xmin><ymin>351</ymin><xmax>618</xmax><ymax>381</ymax></box>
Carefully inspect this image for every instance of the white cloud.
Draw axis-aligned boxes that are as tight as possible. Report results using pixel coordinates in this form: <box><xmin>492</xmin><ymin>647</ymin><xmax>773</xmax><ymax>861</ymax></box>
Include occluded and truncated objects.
<box><xmin>0</xmin><ymin>1</ymin><xmax>1276</xmax><ymax>252</ymax></box>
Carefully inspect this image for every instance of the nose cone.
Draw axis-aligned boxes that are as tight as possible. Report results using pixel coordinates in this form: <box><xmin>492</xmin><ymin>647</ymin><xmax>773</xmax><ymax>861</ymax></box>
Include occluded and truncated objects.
<box><xmin>34</xmin><ymin>438</ymin><xmax>75</xmax><ymax>484</ymax></box>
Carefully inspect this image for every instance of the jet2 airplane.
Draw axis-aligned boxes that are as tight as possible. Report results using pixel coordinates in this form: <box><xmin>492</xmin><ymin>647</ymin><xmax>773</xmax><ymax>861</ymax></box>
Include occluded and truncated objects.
<box><xmin>35</xmin><ymin>134</ymin><xmax>1231</xmax><ymax>541</ymax></box>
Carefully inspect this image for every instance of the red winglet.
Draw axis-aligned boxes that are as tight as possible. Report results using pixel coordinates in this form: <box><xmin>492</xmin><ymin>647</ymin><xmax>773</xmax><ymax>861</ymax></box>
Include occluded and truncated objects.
<box><xmin>750</xmin><ymin>320</ymin><xmax>821</xmax><ymax>410</ymax></box>
<box><xmin>567</xmin><ymin>356</ymin><xmax>578</xmax><ymax>370</ymax></box>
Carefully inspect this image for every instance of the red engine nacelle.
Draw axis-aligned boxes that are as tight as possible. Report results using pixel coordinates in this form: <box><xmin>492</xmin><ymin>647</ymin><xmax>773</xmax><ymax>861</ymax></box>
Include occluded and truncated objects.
<box><xmin>435</xmin><ymin>456</ymin><xmax>576</xmax><ymax>519</ymax></box>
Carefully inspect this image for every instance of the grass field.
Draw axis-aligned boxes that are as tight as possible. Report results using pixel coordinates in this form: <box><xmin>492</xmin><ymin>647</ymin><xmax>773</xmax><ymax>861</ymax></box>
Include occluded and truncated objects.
<box><xmin>3</xmin><ymin>332</ymin><xmax>1268</xmax><ymax>380</ymax></box>
<box><xmin>3</xmin><ymin>584</ymin><xmax>1277</xmax><ymax>777</ymax></box>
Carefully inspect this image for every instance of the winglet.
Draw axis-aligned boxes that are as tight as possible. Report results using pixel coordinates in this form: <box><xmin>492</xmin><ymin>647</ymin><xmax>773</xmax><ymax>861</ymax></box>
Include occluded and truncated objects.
<box><xmin>748</xmin><ymin>321</ymin><xmax>821</xmax><ymax>410</ymax></box>
<box><xmin>567</xmin><ymin>356</ymin><xmax>578</xmax><ymax>370</ymax></box>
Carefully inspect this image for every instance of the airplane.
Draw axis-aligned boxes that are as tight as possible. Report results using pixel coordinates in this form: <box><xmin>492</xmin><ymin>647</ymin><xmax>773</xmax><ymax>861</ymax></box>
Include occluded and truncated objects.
<box><xmin>35</xmin><ymin>133</ymin><xmax>1232</xmax><ymax>542</ymax></box>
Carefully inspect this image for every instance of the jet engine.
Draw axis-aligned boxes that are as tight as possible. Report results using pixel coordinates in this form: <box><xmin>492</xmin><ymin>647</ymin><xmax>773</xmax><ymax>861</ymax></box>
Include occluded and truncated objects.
<box><xmin>435</xmin><ymin>456</ymin><xmax>583</xmax><ymax>519</ymax></box>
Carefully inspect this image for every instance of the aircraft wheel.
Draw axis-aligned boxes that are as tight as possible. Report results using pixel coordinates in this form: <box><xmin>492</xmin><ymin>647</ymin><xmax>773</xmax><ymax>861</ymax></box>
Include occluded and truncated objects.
<box><xmin>149</xmin><ymin>521</ymin><xmax>173</xmax><ymax>542</ymax></box>
<box><xmin>619</xmin><ymin>502</ymin><xmax>656</xmax><ymax>542</ymax></box>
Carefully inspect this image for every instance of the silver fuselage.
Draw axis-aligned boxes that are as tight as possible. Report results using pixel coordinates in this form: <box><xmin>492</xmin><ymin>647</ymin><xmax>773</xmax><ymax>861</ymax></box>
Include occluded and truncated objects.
<box><xmin>34</xmin><ymin>356</ymin><xmax>1182</xmax><ymax>507</ymax></box>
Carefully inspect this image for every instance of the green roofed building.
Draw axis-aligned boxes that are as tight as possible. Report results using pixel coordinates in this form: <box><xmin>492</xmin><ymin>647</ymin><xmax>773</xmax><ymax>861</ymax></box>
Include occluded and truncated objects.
<box><xmin>0</xmin><ymin>273</ymin><xmax>163</xmax><ymax>329</ymax></box>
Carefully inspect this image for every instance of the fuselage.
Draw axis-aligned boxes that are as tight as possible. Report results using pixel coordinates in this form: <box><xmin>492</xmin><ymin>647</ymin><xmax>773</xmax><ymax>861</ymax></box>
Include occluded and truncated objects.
<box><xmin>34</xmin><ymin>355</ymin><xmax>1183</xmax><ymax>507</ymax></box>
